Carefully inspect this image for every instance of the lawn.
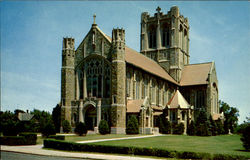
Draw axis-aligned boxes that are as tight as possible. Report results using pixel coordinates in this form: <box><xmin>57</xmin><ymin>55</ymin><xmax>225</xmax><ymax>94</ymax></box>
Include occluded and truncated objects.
<box><xmin>89</xmin><ymin>134</ymin><xmax>250</xmax><ymax>157</ymax></box>
<box><xmin>37</xmin><ymin>134</ymin><xmax>139</xmax><ymax>144</ymax></box>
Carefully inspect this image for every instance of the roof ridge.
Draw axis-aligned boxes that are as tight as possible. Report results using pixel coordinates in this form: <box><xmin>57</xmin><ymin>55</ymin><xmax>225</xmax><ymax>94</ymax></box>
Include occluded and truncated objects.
<box><xmin>185</xmin><ymin>62</ymin><xmax>213</xmax><ymax>66</ymax></box>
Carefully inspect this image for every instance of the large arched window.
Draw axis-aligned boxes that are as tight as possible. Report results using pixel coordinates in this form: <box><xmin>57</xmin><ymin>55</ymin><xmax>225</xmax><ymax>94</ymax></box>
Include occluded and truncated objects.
<box><xmin>78</xmin><ymin>57</ymin><xmax>111</xmax><ymax>98</ymax></box>
<box><xmin>135</xmin><ymin>74</ymin><xmax>140</xmax><ymax>99</ymax></box>
<box><xmin>143</xmin><ymin>78</ymin><xmax>148</xmax><ymax>98</ymax></box>
<box><xmin>148</xmin><ymin>25</ymin><xmax>156</xmax><ymax>48</ymax></box>
<box><xmin>126</xmin><ymin>72</ymin><xmax>131</xmax><ymax>97</ymax></box>
<box><xmin>162</xmin><ymin>23</ymin><xmax>170</xmax><ymax>47</ymax></box>
<box><xmin>151</xmin><ymin>80</ymin><xmax>156</xmax><ymax>104</ymax></box>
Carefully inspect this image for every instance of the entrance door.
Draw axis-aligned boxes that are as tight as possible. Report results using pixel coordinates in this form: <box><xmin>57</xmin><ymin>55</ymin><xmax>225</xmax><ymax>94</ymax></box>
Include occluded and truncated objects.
<box><xmin>84</xmin><ymin>105</ymin><xmax>97</xmax><ymax>130</ymax></box>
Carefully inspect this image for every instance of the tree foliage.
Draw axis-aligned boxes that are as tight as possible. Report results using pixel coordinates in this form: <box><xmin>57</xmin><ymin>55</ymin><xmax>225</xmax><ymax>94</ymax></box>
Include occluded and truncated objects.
<box><xmin>98</xmin><ymin>120</ymin><xmax>110</xmax><ymax>135</ymax></box>
<box><xmin>187</xmin><ymin>120</ymin><xmax>196</xmax><ymax>136</ymax></box>
<box><xmin>195</xmin><ymin>109</ymin><xmax>211</xmax><ymax>136</ymax></box>
<box><xmin>158</xmin><ymin>114</ymin><xmax>171</xmax><ymax>134</ymax></box>
<box><xmin>62</xmin><ymin>120</ymin><xmax>71</xmax><ymax>133</ymax></box>
<box><xmin>126</xmin><ymin>115</ymin><xmax>139</xmax><ymax>134</ymax></box>
<box><xmin>75</xmin><ymin>122</ymin><xmax>87</xmax><ymax>136</ymax></box>
<box><xmin>52</xmin><ymin>104</ymin><xmax>61</xmax><ymax>133</ymax></box>
<box><xmin>240</xmin><ymin>124</ymin><xmax>250</xmax><ymax>150</ymax></box>
<box><xmin>42</xmin><ymin>122</ymin><xmax>56</xmax><ymax>137</ymax></box>
<box><xmin>220</xmin><ymin>101</ymin><xmax>239</xmax><ymax>134</ymax></box>
<box><xmin>172</xmin><ymin>123</ymin><xmax>185</xmax><ymax>135</ymax></box>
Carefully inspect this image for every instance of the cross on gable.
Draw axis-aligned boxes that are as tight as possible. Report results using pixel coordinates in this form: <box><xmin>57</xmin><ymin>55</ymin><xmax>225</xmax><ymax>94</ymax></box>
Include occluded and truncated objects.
<box><xmin>93</xmin><ymin>14</ymin><xmax>96</xmax><ymax>24</ymax></box>
<box><xmin>156</xmin><ymin>6</ymin><xmax>161</xmax><ymax>13</ymax></box>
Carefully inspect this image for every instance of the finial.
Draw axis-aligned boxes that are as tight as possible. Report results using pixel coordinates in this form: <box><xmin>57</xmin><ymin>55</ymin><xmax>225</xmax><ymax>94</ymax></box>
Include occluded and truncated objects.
<box><xmin>93</xmin><ymin>14</ymin><xmax>96</xmax><ymax>24</ymax></box>
<box><xmin>156</xmin><ymin>6</ymin><xmax>161</xmax><ymax>13</ymax></box>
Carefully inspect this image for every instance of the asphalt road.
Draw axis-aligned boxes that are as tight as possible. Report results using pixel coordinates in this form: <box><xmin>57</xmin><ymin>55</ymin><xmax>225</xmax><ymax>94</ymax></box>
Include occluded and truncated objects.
<box><xmin>1</xmin><ymin>151</ymin><xmax>89</xmax><ymax>160</ymax></box>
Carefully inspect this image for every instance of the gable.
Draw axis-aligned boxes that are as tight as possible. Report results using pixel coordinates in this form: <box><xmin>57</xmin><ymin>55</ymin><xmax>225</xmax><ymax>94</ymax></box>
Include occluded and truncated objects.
<box><xmin>180</xmin><ymin>62</ymin><xmax>212</xmax><ymax>86</ymax></box>
<box><xmin>75</xmin><ymin>26</ymin><xmax>112</xmax><ymax>67</ymax></box>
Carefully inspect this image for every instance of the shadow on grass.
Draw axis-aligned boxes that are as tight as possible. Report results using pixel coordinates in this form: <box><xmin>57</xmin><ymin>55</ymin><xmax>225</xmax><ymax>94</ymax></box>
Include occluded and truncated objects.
<box><xmin>235</xmin><ymin>149</ymin><xmax>250</xmax><ymax>152</ymax></box>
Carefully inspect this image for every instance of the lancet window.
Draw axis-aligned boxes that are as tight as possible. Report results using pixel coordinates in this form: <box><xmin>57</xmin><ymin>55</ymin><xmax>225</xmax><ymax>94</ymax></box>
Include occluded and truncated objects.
<box><xmin>79</xmin><ymin>58</ymin><xmax>110</xmax><ymax>98</ymax></box>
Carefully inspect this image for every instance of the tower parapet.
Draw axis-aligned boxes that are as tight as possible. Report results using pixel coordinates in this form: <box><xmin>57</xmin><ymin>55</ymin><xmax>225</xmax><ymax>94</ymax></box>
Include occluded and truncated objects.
<box><xmin>110</xmin><ymin>28</ymin><xmax>126</xmax><ymax>134</ymax></box>
<box><xmin>140</xmin><ymin>6</ymin><xmax>190</xmax><ymax>82</ymax></box>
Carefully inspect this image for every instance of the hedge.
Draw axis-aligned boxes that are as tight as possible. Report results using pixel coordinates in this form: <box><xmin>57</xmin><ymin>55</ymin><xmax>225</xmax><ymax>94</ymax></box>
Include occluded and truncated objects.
<box><xmin>43</xmin><ymin>139</ymin><xmax>247</xmax><ymax>160</ymax></box>
<box><xmin>48</xmin><ymin>135</ymin><xmax>65</xmax><ymax>140</ymax></box>
<box><xmin>0</xmin><ymin>133</ymin><xmax>37</xmax><ymax>145</ymax></box>
<box><xmin>19</xmin><ymin>132</ymin><xmax>37</xmax><ymax>145</ymax></box>
<box><xmin>0</xmin><ymin>136</ymin><xmax>26</xmax><ymax>145</ymax></box>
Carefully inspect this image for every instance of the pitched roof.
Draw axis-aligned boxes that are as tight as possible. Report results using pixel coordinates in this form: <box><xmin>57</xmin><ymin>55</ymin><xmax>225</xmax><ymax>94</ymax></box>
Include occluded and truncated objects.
<box><xmin>125</xmin><ymin>47</ymin><xmax>177</xmax><ymax>84</ymax></box>
<box><xmin>127</xmin><ymin>99</ymin><xmax>144</xmax><ymax>113</ymax></box>
<box><xmin>103</xmin><ymin>33</ymin><xmax>177</xmax><ymax>84</ymax></box>
<box><xmin>167</xmin><ymin>90</ymin><xmax>190</xmax><ymax>109</ymax></box>
<box><xmin>180</xmin><ymin>62</ymin><xmax>212</xmax><ymax>86</ymax></box>
<box><xmin>18</xmin><ymin>113</ymin><xmax>34</xmax><ymax>121</ymax></box>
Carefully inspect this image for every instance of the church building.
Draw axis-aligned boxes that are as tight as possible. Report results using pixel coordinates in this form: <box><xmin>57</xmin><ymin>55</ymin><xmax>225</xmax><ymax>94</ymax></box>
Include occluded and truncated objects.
<box><xmin>60</xmin><ymin>6</ymin><xmax>222</xmax><ymax>134</ymax></box>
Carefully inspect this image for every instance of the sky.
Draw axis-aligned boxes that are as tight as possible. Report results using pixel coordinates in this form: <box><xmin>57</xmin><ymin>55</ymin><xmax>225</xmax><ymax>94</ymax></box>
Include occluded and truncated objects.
<box><xmin>1</xmin><ymin>1</ymin><xmax>249</xmax><ymax>123</ymax></box>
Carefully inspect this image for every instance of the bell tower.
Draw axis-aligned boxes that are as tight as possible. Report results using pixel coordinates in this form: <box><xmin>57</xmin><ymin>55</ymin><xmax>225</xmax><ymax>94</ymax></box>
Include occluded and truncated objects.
<box><xmin>140</xmin><ymin>6</ymin><xmax>190</xmax><ymax>82</ymax></box>
<box><xmin>110</xmin><ymin>28</ymin><xmax>126</xmax><ymax>134</ymax></box>
<box><xmin>61</xmin><ymin>37</ymin><xmax>75</xmax><ymax>124</ymax></box>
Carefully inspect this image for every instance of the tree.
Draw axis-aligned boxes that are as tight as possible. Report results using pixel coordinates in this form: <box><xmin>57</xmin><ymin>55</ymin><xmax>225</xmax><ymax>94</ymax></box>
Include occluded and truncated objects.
<box><xmin>195</xmin><ymin>109</ymin><xmax>211</xmax><ymax>136</ymax></box>
<box><xmin>240</xmin><ymin>125</ymin><xmax>250</xmax><ymax>150</ymax></box>
<box><xmin>62</xmin><ymin>120</ymin><xmax>71</xmax><ymax>133</ymax></box>
<box><xmin>187</xmin><ymin>120</ymin><xmax>196</xmax><ymax>136</ymax></box>
<box><xmin>98</xmin><ymin>120</ymin><xmax>110</xmax><ymax>135</ymax></box>
<box><xmin>173</xmin><ymin>123</ymin><xmax>184</xmax><ymax>135</ymax></box>
<box><xmin>215</xmin><ymin>119</ymin><xmax>224</xmax><ymax>135</ymax></box>
<box><xmin>209</xmin><ymin>115</ymin><xmax>218</xmax><ymax>136</ymax></box>
<box><xmin>126</xmin><ymin>115</ymin><xmax>139</xmax><ymax>134</ymax></box>
<box><xmin>42</xmin><ymin>122</ymin><xmax>56</xmax><ymax>137</ymax></box>
<box><xmin>220</xmin><ymin>101</ymin><xmax>239</xmax><ymax>134</ymax></box>
<box><xmin>75</xmin><ymin>122</ymin><xmax>87</xmax><ymax>136</ymax></box>
<box><xmin>31</xmin><ymin>109</ymin><xmax>52</xmax><ymax>132</ymax></box>
<box><xmin>0</xmin><ymin>111</ymin><xmax>18</xmax><ymax>134</ymax></box>
<box><xmin>52</xmin><ymin>104</ymin><xmax>61</xmax><ymax>133</ymax></box>
<box><xmin>158</xmin><ymin>114</ymin><xmax>171</xmax><ymax>134</ymax></box>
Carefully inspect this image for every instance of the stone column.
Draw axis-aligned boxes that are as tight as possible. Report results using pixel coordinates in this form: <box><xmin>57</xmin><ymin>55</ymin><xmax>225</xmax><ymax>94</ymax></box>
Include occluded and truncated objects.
<box><xmin>97</xmin><ymin>100</ymin><xmax>102</xmax><ymax>127</ymax></box>
<box><xmin>144</xmin><ymin>24</ymin><xmax>148</xmax><ymax>50</ymax></box>
<box><xmin>156</xmin><ymin>20</ymin><xmax>161</xmax><ymax>49</ymax></box>
<box><xmin>79</xmin><ymin>101</ymin><xmax>84</xmax><ymax>122</ymax></box>
<box><xmin>83</xmin><ymin>70</ymin><xmax>87</xmax><ymax>98</ymax></box>
<box><xmin>76</xmin><ymin>71</ymin><xmax>79</xmax><ymax>100</ymax></box>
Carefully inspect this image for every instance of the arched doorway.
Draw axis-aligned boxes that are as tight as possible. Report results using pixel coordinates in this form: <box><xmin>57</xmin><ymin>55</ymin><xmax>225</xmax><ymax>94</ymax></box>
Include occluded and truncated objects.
<box><xmin>84</xmin><ymin>105</ymin><xmax>97</xmax><ymax>130</ymax></box>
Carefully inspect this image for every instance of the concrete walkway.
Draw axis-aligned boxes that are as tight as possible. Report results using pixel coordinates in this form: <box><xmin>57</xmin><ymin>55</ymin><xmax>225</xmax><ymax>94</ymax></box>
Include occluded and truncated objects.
<box><xmin>1</xmin><ymin>135</ymin><xmax>164</xmax><ymax>160</ymax></box>
<box><xmin>77</xmin><ymin>134</ymin><xmax>161</xmax><ymax>143</ymax></box>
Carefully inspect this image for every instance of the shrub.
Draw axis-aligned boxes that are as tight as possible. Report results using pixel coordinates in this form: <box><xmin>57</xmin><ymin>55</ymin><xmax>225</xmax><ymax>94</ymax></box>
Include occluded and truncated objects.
<box><xmin>75</xmin><ymin>122</ymin><xmax>87</xmax><ymax>136</ymax></box>
<box><xmin>126</xmin><ymin>115</ymin><xmax>139</xmax><ymax>134</ymax></box>
<box><xmin>240</xmin><ymin>125</ymin><xmax>250</xmax><ymax>150</ymax></box>
<box><xmin>209</xmin><ymin>116</ymin><xmax>218</xmax><ymax>136</ymax></box>
<box><xmin>42</xmin><ymin>122</ymin><xmax>56</xmax><ymax>137</ymax></box>
<box><xmin>187</xmin><ymin>121</ymin><xmax>196</xmax><ymax>136</ymax></box>
<box><xmin>62</xmin><ymin>120</ymin><xmax>72</xmax><ymax>133</ymax></box>
<box><xmin>98</xmin><ymin>120</ymin><xmax>110</xmax><ymax>135</ymax></box>
<box><xmin>0</xmin><ymin>136</ymin><xmax>26</xmax><ymax>145</ymax></box>
<box><xmin>2</xmin><ymin>120</ymin><xmax>19</xmax><ymax>136</ymax></box>
<box><xmin>173</xmin><ymin>123</ymin><xmax>184</xmax><ymax>135</ymax></box>
<box><xmin>158</xmin><ymin>114</ymin><xmax>171</xmax><ymax>134</ymax></box>
<box><xmin>19</xmin><ymin>133</ymin><xmax>37</xmax><ymax>145</ymax></box>
<box><xmin>48</xmin><ymin>135</ymin><xmax>65</xmax><ymax>140</ymax></box>
<box><xmin>215</xmin><ymin>120</ymin><xmax>224</xmax><ymax>135</ymax></box>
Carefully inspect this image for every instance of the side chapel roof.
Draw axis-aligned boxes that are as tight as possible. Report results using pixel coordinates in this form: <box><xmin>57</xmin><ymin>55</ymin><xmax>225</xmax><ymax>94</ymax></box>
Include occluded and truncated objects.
<box><xmin>167</xmin><ymin>90</ymin><xmax>191</xmax><ymax>109</ymax></box>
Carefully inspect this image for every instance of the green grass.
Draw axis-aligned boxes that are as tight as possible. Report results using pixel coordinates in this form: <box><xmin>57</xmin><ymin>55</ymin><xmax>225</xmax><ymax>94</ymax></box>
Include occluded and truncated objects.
<box><xmin>37</xmin><ymin>134</ymin><xmax>138</xmax><ymax>144</ymax></box>
<box><xmin>89</xmin><ymin>134</ymin><xmax>250</xmax><ymax>157</ymax></box>
<box><xmin>64</xmin><ymin>134</ymin><xmax>139</xmax><ymax>142</ymax></box>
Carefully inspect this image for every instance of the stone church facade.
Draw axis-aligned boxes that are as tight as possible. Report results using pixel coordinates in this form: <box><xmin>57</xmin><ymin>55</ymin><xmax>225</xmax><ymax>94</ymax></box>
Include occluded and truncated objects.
<box><xmin>60</xmin><ymin>6</ymin><xmax>222</xmax><ymax>134</ymax></box>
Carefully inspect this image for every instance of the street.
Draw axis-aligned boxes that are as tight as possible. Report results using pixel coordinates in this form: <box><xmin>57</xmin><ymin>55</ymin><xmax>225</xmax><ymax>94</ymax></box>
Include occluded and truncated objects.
<box><xmin>1</xmin><ymin>151</ymin><xmax>89</xmax><ymax>160</ymax></box>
